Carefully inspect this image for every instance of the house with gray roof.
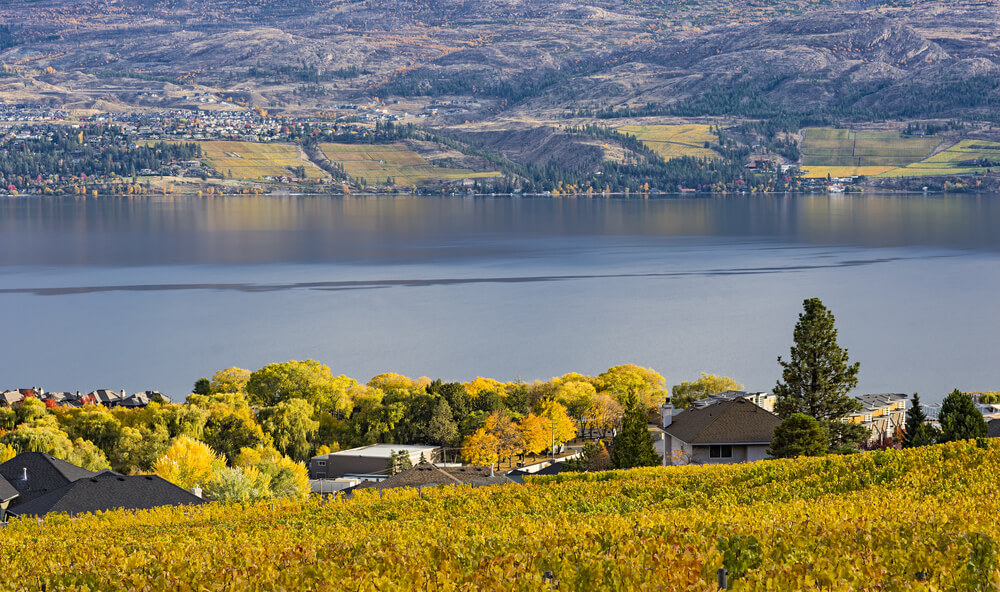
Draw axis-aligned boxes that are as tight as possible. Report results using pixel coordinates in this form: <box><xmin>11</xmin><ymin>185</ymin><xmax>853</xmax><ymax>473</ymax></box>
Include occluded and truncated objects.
<box><xmin>663</xmin><ymin>398</ymin><xmax>781</xmax><ymax>465</ymax></box>
<box><xmin>0</xmin><ymin>452</ymin><xmax>98</xmax><ymax>504</ymax></box>
<box><xmin>0</xmin><ymin>475</ymin><xmax>18</xmax><ymax>522</ymax></box>
<box><xmin>8</xmin><ymin>473</ymin><xmax>205</xmax><ymax>518</ymax></box>
<box><xmin>349</xmin><ymin>462</ymin><xmax>514</xmax><ymax>493</ymax></box>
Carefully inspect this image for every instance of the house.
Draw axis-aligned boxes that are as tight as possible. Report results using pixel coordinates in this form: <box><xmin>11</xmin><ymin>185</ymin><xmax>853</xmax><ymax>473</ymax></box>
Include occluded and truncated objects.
<box><xmin>7</xmin><ymin>473</ymin><xmax>205</xmax><ymax>517</ymax></box>
<box><xmin>0</xmin><ymin>391</ymin><xmax>23</xmax><ymax>406</ymax></box>
<box><xmin>0</xmin><ymin>452</ymin><xmax>98</xmax><ymax>504</ymax></box>
<box><xmin>0</xmin><ymin>476</ymin><xmax>18</xmax><ymax>522</ymax></box>
<box><xmin>88</xmin><ymin>389</ymin><xmax>126</xmax><ymax>406</ymax></box>
<box><xmin>847</xmin><ymin>394</ymin><xmax>908</xmax><ymax>442</ymax></box>
<box><xmin>988</xmin><ymin>419</ymin><xmax>1000</xmax><ymax>439</ymax></box>
<box><xmin>690</xmin><ymin>391</ymin><xmax>776</xmax><ymax>413</ymax></box>
<box><xmin>662</xmin><ymin>399</ymin><xmax>782</xmax><ymax>465</ymax></box>
<box><xmin>350</xmin><ymin>462</ymin><xmax>513</xmax><ymax>492</ymax></box>
<box><xmin>309</xmin><ymin>444</ymin><xmax>441</xmax><ymax>479</ymax></box>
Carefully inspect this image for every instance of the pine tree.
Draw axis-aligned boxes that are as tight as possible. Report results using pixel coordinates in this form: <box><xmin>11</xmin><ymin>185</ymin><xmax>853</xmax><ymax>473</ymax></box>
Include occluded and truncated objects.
<box><xmin>609</xmin><ymin>400</ymin><xmax>658</xmax><ymax>469</ymax></box>
<box><xmin>774</xmin><ymin>298</ymin><xmax>865</xmax><ymax>450</ymax></box>
<box><xmin>767</xmin><ymin>413</ymin><xmax>827</xmax><ymax>458</ymax></box>
<box><xmin>939</xmin><ymin>389</ymin><xmax>987</xmax><ymax>443</ymax></box>
<box><xmin>902</xmin><ymin>393</ymin><xmax>934</xmax><ymax>448</ymax></box>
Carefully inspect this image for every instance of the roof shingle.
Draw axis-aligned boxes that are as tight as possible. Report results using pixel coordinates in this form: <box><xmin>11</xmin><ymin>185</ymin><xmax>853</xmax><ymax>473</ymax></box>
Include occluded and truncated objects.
<box><xmin>664</xmin><ymin>399</ymin><xmax>781</xmax><ymax>445</ymax></box>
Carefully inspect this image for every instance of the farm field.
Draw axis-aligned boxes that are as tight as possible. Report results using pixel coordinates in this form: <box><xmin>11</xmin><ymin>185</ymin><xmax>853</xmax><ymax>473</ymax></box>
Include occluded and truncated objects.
<box><xmin>876</xmin><ymin>139</ymin><xmax>1000</xmax><ymax>177</ymax></box>
<box><xmin>1</xmin><ymin>440</ymin><xmax>999</xmax><ymax>590</ymax></box>
<box><xmin>199</xmin><ymin>141</ymin><xmax>327</xmax><ymax>181</ymax></box>
<box><xmin>618</xmin><ymin>124</ymin><xmax>719</xmax><ymax>161</ymax></box>
<box><xmin>800</xmin><ymin>128</ymin><xmax>942</xmax><ymax>178</ymax></box>
<box><xmin>319</xmin><ymin>143</ymin><xmax>500</xmax><ymax>187</ymax></box>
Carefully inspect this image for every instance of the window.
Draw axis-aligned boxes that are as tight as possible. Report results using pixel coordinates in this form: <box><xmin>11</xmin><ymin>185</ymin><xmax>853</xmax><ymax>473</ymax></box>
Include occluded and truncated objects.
<box><xmin>317</xmin><ymin>460</ymin><xmax>326</xmax><ymax>467</ymax></box>
<box><xmin>710</xmin><ymin>445</ymin><xmax>733</xmax><ymax>459</ymax></box>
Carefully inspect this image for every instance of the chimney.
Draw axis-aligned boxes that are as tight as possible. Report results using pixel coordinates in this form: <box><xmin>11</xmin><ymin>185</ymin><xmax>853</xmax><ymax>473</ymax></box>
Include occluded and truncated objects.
<box><xmin>192</xmin><ymin>484</ymin><xmax>202</xmax><ymax>499</ymax></box>
<box><xmin>121</xmin><ymin>389</ymin><xmax>126</xmax><ymax>398</ymax></box>
<box><xmin>661</xmin><ymin>398</ymin><xmax>674</xmax><ymax>427</ymax></box>
<box><xmin>15</xmin><ymin>467</ymin><xmax>28</xmax><ymax>491</ymax></box>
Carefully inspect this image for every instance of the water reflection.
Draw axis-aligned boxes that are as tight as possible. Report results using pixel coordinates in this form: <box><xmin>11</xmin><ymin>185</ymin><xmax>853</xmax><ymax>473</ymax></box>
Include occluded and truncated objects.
<box><xmin>0</xmin><ymin>195</ymin><xmax>997</xmax><ymax>267</ymax></box>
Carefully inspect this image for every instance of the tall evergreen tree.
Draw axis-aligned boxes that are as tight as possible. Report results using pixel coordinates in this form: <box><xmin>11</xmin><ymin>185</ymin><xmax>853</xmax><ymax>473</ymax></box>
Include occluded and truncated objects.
<box><xmin>902</xmin><ymin>393</ymin><xmax>934</xmax><ymax>448</ymax></box>
<box><xmin>774</xmin><ymin>298</ymin><xmax>865</xmax><ymax>450</ymax></box>
<box><xmin>609</xmin><ymin>400</ymin><xmax>658</xmax><ymax>469</ymax></box>
<box><xmin>939</xmin><ymin>389</ymin><xmax>987</xmax><ymax>442</ymax></box>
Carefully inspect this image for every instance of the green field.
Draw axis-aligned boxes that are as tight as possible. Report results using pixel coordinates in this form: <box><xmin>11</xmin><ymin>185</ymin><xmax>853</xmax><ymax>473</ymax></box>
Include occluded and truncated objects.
<box><xmin>618</xmin><ymin>124</ymin><xmax>718</xmax><ymax>160</ymax></box>
<box><xmin>199</xmin><ymin>141</ymin><xmax>327</xmax><ymax>181</ymax></box>
<box><xmin>320</xmin><ymin>143</ymin><xmax>500</xmax><ymax>186</ymax></box>
<box><xmin>877</xmin><ymin>139</ymin><xmax>1000</xmax><ymax>177</ymax></box>
<box><xmin>800</xmin><ymin>128</ymin><xmax>942</xmax><ymax>178</ymax></box>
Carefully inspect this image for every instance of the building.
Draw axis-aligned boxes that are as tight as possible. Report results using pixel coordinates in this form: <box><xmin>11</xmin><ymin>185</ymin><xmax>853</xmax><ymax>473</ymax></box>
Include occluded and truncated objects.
<box><xmin>690</xmin><ymin>391</ymin><xmax>776</xmax><ymax>413</ymax></box>
<box><xmin>8</xmin><ymin>473</ymin><xmax>204</xmax><ymax>518</ymax></box>
<box><xmin>309</xmin><ymin>444</ymin><xmax>441</xmax><ymax>479</ymax></box>
<box><xmin>0</xmin><ymin>452</ymin><xmax>205</xmax><ymax>518</ymax></box>
<box><xmin>662</xmin><ymin>399</ymin><xmax>782</xmax><ymax>465</ymax></box>
<box><xmin>0</xmin><ymin>476</ymin><xmax>17</xmax><ymax>522</ymax></box>
<box><xmin>0</xmin><ymin>452</ymin><xmax>98</xmax><ymax>504</ymax></box>
<box><xmin>847</xmin><ymin>393</ymin><xmax>908</xmax><ymax>442</ymax></box>
<box><xmin>350</xmin><ymin>462</ymin><xmax>513</xmax><ymax>492</ymax></box>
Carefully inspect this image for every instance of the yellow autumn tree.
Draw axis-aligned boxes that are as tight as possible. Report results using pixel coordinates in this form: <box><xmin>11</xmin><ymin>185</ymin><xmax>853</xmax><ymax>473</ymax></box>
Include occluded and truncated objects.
<box><xmin>585</xmin><ymin>393</ymin><xmax>624</xmax><ymax>438</ymax></box>
<box><xmin>153</xmin><ymin>436</ymin><xmax>222</xmax><ymax>490</ymax></box>
<box><xmin>671</xmin><ymin>373</ymin><xmax>744</xmax><ymax>408</ymax></box>
<box><xmin>464</xmin><ymin>377</ymin><xmax>507</xmax><ymax>399</ymax></box>
<box><xmin>535</xmin><ymin>399</ymin><xmax>576</xmax><ymax>446</ymax></box>
<box><xmin>0</xmin><ymin>443</ymin><xmax>15</xmax><ymax>464</ymax></box>
<box><xmin>462</xmin><ymin>426</ymin><xmax>500</xmax><ymax>465</ymax></box>
<box><xmin>518</xmin><ymin>414</ymin><xmax>549</xmax><ymax>456</ymax></box>
<box><xmin>210</xmin><ymin>367</ymin><xmax>252</xmax><ymax>395</ymax></box>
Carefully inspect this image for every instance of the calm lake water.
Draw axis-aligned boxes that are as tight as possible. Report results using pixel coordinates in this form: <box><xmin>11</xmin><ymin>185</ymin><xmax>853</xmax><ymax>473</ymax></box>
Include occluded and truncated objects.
<box><xmin>1</xmin><ymin>194</ymin><xmax>998</xmax><ymax>403</ymax></box>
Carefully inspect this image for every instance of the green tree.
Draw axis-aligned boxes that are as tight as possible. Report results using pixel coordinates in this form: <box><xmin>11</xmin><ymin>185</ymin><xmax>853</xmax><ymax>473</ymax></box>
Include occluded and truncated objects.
<box><xmin>939</xmin><ymin>389</ymin><xmax>987</xmax><ymax>442</ymax></box>
<box><xmin>201</xmin><ymin>405</ymin><xmax>270</xmax><ymax>462</ymax></box>
<box><xmin>902</xmin><ymin>393</ymin><xmax>935</xmax><ymax>448</ymax></box>
<box><xmin>609</xmin><ymin>400</ymin><xmax>658</xmax><ymax>469</ymax></box>
<box><xmin>203</xmin><ymin>466</ymin><xmax>270</xmax><ymax>502</ymax></box>
<box><xmin>426</xmin><ymin>399</ymin><xmax>459</xmax><ymax>446</ymax></box>
<box><xmin>246</xmin><ymin>360</ymin><xmax>355</xmax><ymax>416</ymax></box>
<box><xmin>60</xmin><ymin>406</ymin><xmax>122</xmax><ymax>459</ymax></box>
<box><xmin>193</xmin><ymin>377</ymin><xmax>211</xmax><ymax>396</ymax></box>
<box><xmin>671</xmin><ymin>373</ymin><xmax>744</xmax><ymax>409</ymax></box>
<box><xmin>774</xmin><ymin>297</ymin><xmax>865</xmax><ymax>450</ymax></box>
<box><xmin>767</xmin><ymin>413</ymin><xmax>827</xmax><ymax>458</ymax></box>
<box><xmin>564</xmin><ymin>440</ymin><xmax>611</xmax><ymax>472</ymax></box>
<box><xmin>257</xmin><ymin>398</ymin><xmax>319</xmax><ymax>462</ymax></box>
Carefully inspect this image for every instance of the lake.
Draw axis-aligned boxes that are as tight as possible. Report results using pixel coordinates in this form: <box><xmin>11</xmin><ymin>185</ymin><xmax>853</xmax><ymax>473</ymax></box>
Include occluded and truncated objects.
<box><xmin>0</xmin><ymin>194</ymin><xmax>998</xmax><ymax>403</ymax></box>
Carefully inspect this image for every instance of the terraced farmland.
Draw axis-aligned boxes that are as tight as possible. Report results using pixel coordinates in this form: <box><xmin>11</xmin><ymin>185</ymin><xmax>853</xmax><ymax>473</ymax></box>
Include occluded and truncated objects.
<box><xmin>618</xmin><ymin>124</ymin><xmax>718</xmax><ymax>161</ymax></box>
<box><xmin>200</xmin><ymin>141</ymin><xmax>327</xmax><ymax>181</ymax></box>
<box><xmin>877</xmin><ymin>139</ymin><xmax>1000</xmax><ymax>177</ymax></box>
<box><xmin>319</xmin><ymin>143</ymin><xmax>500</xmax><ymax>187</ymax></box>
<box><xmin>800</xmin><ymin>128</ymin><xmax>942</xmax><ymax>178</ymax></box>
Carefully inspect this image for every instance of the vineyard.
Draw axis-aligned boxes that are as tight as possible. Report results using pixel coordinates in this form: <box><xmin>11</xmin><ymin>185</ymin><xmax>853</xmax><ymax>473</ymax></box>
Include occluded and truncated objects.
<box><xmin>199</xmin><ymin>141</ymin><xmax>327</xmax><ymax>181</ymax></box>
<box><xmin>319</xmin><ymin>143</ymin><xmax>500</xmax><ymax>187</ymax></box>
<box><xmin>618</xmin><ymin>124</ymin><xmax>719</xmax><ymax>161</ymax></box>
<box><xmin>2</xmin><ymin>440</ymin><xmax>999</xmax><ymax>590</ymax></box>
<box><xmin>878</xmin><ymin>139</ymin><xmax>1000</xmax><ymax>178</ymax></box>
<box><xmin>800</xmin><ymin>128</ymin><xmax>943</xmax><ymax>178</ymax></box>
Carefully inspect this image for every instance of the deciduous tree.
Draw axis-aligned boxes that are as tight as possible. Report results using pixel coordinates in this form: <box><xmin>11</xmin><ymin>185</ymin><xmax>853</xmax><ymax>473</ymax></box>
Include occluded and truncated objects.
<box><xmin>671</xmin><ymin>373</ymin><xmax>744</xmax><ymax>409</ymax></box>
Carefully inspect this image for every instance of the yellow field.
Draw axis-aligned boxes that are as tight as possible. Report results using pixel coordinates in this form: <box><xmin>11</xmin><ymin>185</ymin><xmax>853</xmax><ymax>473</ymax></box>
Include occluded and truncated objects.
<box><xmin>800</xmin><ymin>128</ymin><xmax>943</xmax><ymax>177</ymax></box>
<box><xmin>320</xmin><ymin>143</ymin><xmax>500</xmax><ymax>186</ymax></box>
<box><xmin>618</xmin><ymin>124</ymin><xmax>718</xmax><ymax>160</ymax></box>
<box><xmin>877</xmin><ymin>139</ymin><xmax>1000</xmax><ymax>177</ymax></box>
<box><xmin>199</xmin><ymin>141</ymin><xmax>327</xmax><ymax>181</ymax></box>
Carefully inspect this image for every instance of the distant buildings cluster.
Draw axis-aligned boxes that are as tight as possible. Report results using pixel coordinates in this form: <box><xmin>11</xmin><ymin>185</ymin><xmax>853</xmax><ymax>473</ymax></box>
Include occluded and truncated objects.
<box><xmin>0</xmin><ymin>387</ymin><xmax>171</xmax><ymax>409</ymax></box>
